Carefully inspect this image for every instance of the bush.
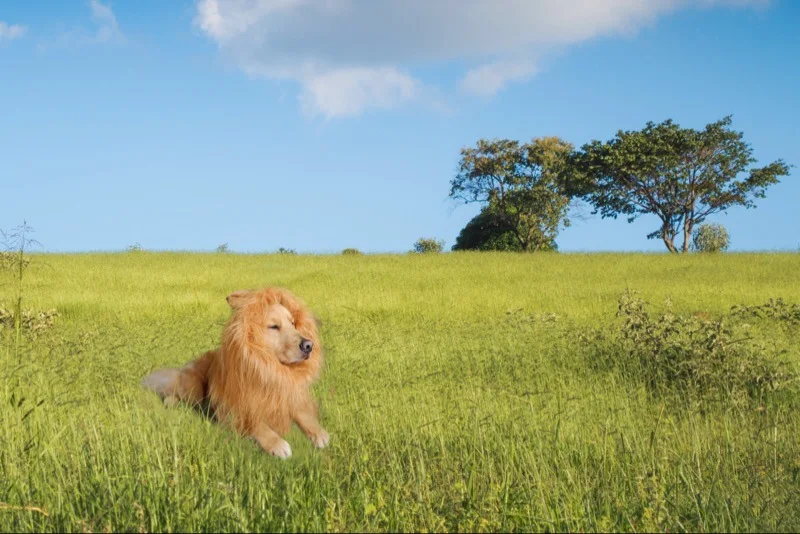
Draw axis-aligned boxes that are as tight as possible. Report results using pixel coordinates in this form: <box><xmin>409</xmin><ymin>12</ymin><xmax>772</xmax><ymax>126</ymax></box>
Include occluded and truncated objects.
<box><xmin>614</xmin><ymin>290</ymin><xmax>794</xmax><ymax>405</ymax></box>
<box><xmin>731</xmin><ymin>298</ymin><xmax>800</xmax><ymax>327</ymax></box>
<box><xmin>342</xmin><ymin>248</ymin><xmax>363</xmax><ymax>255</ymax></box>
<box><xmin>0</xmin><ymin>251</ymin><xmax>29</xmax><ymax>271</ymax></box>
<box><xmin>452</xmin><ymin>208</ymin><xmax>520</xmax><ymax>251</ymax></box>
<box><xmin>126</xmin><ymin>243</ymin><xmax>143</xmax><ymax>253</ymax></box>
<box><xmin>451</xmin><ymin>207</ymin><xmax>558</xmax><ymax>252</ymax></box>
<box><xmin>412</xmin><ymin>238</ymin><xmax>444</xmax><ymax>254</ymax></box>
<box><xmin>691</xmin><ymin>223</ymin><xmax>730</xmax><ymax>252</ymax></box>
<box><xmin>277</xmin><ymin>248</ymin><xmax>297</xmax><ymax>255</ymax></box>
<box><xmin>216</xmin><ymin>243</ymin><xmax>230</xmax><ymax>253</ymax></box>
<box><xmin>0</xmin><ymin>306</ymin><xmax>59</xmax><ymax>340</ymax></box>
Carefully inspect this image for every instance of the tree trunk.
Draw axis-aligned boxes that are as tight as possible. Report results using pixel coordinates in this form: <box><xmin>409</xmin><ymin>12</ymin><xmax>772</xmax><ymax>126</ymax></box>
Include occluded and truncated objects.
<box><xmin>681</xmin><ymin>217</ymin><xmax>693</xmax><ymax>253</ymax></box>
<box><xmin>661</xmin><ymin>228</ymin><xmax>678</xmax><ymax>253</ymax></box>
<box><xmin>658</xmin><ymin>220</ymin><xmax>679</xmax><ymax>253</ymax></box>
<box><xmin>519</xmin><ymin>225</ymin><xmax>534</xmax><ymax>252</ymax></box>
<box><xmin>519</xmin><ymin>234</ymin><xmax>532</xmax><ymax>252</ymax></box>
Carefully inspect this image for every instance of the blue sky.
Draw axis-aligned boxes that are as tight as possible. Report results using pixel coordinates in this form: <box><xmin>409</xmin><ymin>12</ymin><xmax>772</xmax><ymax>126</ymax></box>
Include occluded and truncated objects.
<box><xmin>1</xmin><ymin>0</ymin><xmax>798</xmax><ymax>253</ymax></box>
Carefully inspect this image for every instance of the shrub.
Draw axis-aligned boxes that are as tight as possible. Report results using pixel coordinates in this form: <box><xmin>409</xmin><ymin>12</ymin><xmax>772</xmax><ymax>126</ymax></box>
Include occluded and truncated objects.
<box><xmin>0</xmin><ymin>251</ymin><xmax>30</xmax><ymax>271</ymax></box>
<box><xmin>412</xmin><ymin>238</ymin><xmax>444</xmax><ymax>254</ymax></box>
<box><xmin>0</xmin><ymin>307</ymin><xmax>59</xmax><ymax>340</ymax></box>
<box><xmin>342</xmin><ymin>248</ymin><xmax>363</xmax><ymax>255</ymax></box>
<box><xmin>451</xmin><ymin>206</ymin><xmax>558</xmax><ymax>252</ymax></box>
<box><xmin>216</xmin><ymin>243</ymin><xmax>230</xmax><ymax>253</ymax></box>
<box><xmin>691</xmin><ymin>223</ymin><xmax>730</xmax><ymax>252</ymax></box>
<box><xmin>614</xmin><ymin>289</ymin><xmax>794</xmax><ymax>404</ymax></box>
<box><xmin>126</xmin><ymin>243</ymin><xmax>143</xmax><ymax>253</ymax></box>
<box><xmin>731</xmin><ymin>298</ymin><xmax>800</xmax><ymax>327</ymax></box>
<box><xmin>277</xmin><ymin>247</ymin><xmax>297</xmax><ymax>255</ymax></box>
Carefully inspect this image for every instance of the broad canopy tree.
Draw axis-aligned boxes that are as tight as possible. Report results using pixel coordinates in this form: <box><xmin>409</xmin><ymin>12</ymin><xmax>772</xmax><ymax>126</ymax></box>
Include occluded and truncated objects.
<box><xmin>450</xmin><ymin>137</ymin><xmax>573</xmax><ymax>252</ymax></box>
<box><xmin>572</xmin><ymin>116</ymin><xmax>791</xmax><ymax>253</ymax></box>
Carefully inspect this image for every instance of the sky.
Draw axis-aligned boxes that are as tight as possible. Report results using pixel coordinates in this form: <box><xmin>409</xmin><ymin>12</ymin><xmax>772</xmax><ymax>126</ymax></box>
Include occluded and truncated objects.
<box><xmin>1</xmin><ymin>0</ymin><xmax>798</xmax><ymax>253</ymax></box>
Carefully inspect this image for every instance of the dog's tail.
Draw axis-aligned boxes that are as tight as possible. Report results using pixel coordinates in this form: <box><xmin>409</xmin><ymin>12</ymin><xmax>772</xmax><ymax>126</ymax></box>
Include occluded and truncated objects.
<box><xmin>141</xmin><ymin>350</ymin><xmax>214</xmax><ymax>406</ymax></box>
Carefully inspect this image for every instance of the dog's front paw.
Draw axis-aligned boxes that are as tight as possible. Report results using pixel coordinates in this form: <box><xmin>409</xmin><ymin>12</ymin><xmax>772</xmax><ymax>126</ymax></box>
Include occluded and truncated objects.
<box><xmin>269</xmin><ymin>439</ymin><xmax>293</xmax><ymax>459</ymax></box>
<box><xmin>310</xmin><ymin>429</ymin><xmax>330</xmax><ymax>449</ymax></box>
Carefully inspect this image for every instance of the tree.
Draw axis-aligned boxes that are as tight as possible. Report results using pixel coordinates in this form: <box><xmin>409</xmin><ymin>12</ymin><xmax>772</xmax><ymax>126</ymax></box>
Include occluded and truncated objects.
<box><xmin>572</xmin><ymin>116</ymin><xmax>791</xmax><ymax>253</ymax></box>
<box><xmin>451</xmin><ymin>205</ymin><xmax>557</xmax><ymax>251</ymax></box>
<box><xmin>450</xmin><ymin>137</ymin><xmax>573</xmax><ymax>252</ymax></box>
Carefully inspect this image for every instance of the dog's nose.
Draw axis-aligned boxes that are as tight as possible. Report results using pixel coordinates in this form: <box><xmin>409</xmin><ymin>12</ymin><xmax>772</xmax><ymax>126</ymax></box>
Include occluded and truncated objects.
<box><xmin>300</xmin><ymin>339</ymin><xmax>313</xmax><ymax>354</ymax></box>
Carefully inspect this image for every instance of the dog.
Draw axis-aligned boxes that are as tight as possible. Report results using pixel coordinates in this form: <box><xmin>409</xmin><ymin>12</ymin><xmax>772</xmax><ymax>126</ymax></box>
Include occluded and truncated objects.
<box><xmin>141</xmin><ymin>287</ymin><xmax>329</xmax><ymax>459</ymax></box>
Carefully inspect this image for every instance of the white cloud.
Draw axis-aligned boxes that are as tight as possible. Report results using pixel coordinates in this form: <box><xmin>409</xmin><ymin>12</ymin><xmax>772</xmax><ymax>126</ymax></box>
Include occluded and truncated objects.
<box><xmin>297</xmin><ymin>67</ymin><xmax>419</xmax><ymax>119</ymax></box>
<box><xmin>0</xmin><ymin>21</ymin><xmax>27</xmax><ymax>41</ymax></box>
<box><xmin>38</xmin><ymin>0</ymin><xmax>124</xmax><ymax>50</ymax></box>
<box><xmin>460</xmin><ymin>59</ymin><xmax>538</xmax><ymax>98</ymax></box>
<box><xmin>194</xmin><ymin>0</ymin><xmax>769</xmax><ymax>119</ymax></box>
<box><xmin>89</xmin><ymin>0</ymin><xmax>124</xmax><ymax>43</ymax></box>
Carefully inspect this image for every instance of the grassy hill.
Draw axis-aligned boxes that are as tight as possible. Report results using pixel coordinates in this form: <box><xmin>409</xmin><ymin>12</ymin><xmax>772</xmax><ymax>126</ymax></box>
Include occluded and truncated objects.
<box><xmin>2</xmin><ymin>252</ymin><xmax>799</xmax><ymax>531</ymax></box>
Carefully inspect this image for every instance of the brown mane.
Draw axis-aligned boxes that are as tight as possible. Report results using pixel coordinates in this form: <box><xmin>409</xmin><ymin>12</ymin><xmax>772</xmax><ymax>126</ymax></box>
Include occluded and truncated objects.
<box><xmin>210</xmin><ymin>287</ymin><xmax>323</xmax><ymax>435</ymax></box>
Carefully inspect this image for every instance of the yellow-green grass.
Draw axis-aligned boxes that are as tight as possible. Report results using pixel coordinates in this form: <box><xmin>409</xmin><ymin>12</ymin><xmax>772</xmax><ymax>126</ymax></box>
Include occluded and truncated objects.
<box><xmin>1</xmin><ymin>252</ymin><xmax>799</xmax><ymax>532</ymax></box>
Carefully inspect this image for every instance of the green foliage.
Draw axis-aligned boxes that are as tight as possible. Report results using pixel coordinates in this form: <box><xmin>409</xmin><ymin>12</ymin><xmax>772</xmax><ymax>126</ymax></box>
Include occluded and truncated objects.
<box><xmin>450</xmin><ymin>137</ymin><xmax>573</xmax><ymax>252</ymax></box>
<box><xmin>126</xmin><ymin>243</ymin><xmax>143</xmax><ymax>252</ymax></box>
<box><xmin>452</xmin><ymin>206</ymin><xmax>558</xmax><ymax>251</ymax></box>
<box><xmin>412</xmin><ymin>237</ymin><xmax>444</xmax><ymax>254</ymax></box>
<box><xmin>277</xmin><ymin>247</ymin><xmax>297</xmax><ymax>255</ymax></box>
<box><xmin>0</xmin><ymin>307</ymin><xmax>59</xmax><ymax>340</ymax></box>
<box><xmin>452</xmin><ymin>207</ymin><xmax>520</xmax><ymax>251</ymax></box>
<box><xmin>614</xmin><ymin>290</ymin><xmax>795</xmax><ymax>404</ymax></box>
<box><xmin>342</xmin><ymin>248</ymin><xmax>363</xmax><ymax>255</ymax></box>
<box><xmin>572</xmin><ymin>116</ymin><xmax>791</xmax><ymax>253</ymax></box>
<box><xmin>1</xmin><ymin>222</ymin><xmax>40</xmax><ymax>358</ymax></box>
<box><xmin>216</xmin><ymin>243</ymin><xmax>230</xmax><ymax>254</ymax></box>
<box><xmin>0</xmin><ymin>251</ymin><xmax>30</xmax><ymax>271</ymax></box>
<box><xmin>692</xmin><ymin>222</ymin><xmax>730</xmax><ymax>252</ymax></box>
<box><xmin>731</xmin><ymin>298</ymin><xmax>800</xmax><ymax>329</ymax></box>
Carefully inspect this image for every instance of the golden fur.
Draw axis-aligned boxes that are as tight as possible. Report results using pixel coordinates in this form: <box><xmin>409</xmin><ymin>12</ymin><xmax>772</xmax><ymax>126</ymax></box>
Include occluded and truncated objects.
<box><xmin>142</xmin><ymin>287</ymin><xmax>328</xmax><ymax>458</ymax></box>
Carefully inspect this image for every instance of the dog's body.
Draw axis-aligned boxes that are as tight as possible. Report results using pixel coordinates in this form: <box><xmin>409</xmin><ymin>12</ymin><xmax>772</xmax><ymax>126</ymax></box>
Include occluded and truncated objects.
<box><xmin>142</xmin><ymin>287</ymin><xmax>328</xmax><ymax>458</ymax></box>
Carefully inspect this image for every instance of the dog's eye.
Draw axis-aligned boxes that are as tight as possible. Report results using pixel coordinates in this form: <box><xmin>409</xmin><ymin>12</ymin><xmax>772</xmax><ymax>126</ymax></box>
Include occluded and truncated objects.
<box><xmin>269</xmin><ymin>325</ymin><xmax>280</xmax><ymax>330</ymax></box>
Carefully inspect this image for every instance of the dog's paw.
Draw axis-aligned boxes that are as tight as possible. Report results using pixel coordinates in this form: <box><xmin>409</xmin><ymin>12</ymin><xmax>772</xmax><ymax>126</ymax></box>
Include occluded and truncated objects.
<box><xmin>269</xmin><ymin>439</ymin><xmax>293</xmax><ymax>459</ymax></box>
<box><xmin>310</xmin><ymin>429</ymin><xmax>330</xmax><ymax>449</ymax></box>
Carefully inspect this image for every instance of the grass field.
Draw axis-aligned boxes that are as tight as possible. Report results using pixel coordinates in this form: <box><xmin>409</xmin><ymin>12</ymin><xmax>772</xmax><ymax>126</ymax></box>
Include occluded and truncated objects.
<box><xmin>2</xmin><ymin>252</ymin><xmax>799</xmax><ymax>532</ymax></box>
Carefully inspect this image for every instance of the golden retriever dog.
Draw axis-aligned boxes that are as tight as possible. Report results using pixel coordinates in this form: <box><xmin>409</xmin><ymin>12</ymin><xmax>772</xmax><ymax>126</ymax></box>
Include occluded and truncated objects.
<box><xmin>141</xmin><ymin>287</ymin><xmax>328</xmax><ymax>459</ymax></box>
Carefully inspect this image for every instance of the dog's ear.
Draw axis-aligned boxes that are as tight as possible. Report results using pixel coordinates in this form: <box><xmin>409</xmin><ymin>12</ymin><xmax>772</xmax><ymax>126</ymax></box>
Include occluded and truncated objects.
<box><xmin>226</xmin><ymin>289</ymin><xmax>253</xmax><ymax>309</ymax></box>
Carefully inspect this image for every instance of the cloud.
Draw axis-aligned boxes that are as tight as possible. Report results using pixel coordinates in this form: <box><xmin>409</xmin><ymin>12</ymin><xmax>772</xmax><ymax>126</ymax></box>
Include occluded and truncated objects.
<box><xmin>89</xmin><ymin>0</ymin><xmax>124</xmax><ymax>43</ymax></box>
<box><xmin>460</xmin><ymin>59</ymin><xmax>538</xmax><ymax>98</ymax></box>
<box><xmin>195</xmin><ymin>0</ymin><xmax>769</xmax><ymax>119</ymax></box>
<box><xmin>297</xmin><ymin>67</ymin><xmax>419</xmax><ymax>119</ymax></box>
<box><xmin>0</xmin><ymin>21</ymin><xmax>27</xmax><ymax>41</ymax></box>
<box><xmin>38</xmin><ymin>0</ymin><xmax>124</xmax><ymax>50</ymax></box>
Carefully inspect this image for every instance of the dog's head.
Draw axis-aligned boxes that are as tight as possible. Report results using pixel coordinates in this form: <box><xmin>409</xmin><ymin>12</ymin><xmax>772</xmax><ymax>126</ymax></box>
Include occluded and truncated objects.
<box><xmin>225</xmin><ymin>287</ymin><xmax>321</xmax><ymax>368</ymax></box>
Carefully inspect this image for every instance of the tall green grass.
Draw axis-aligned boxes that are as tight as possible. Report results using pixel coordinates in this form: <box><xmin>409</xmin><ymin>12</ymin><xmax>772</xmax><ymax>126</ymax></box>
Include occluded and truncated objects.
<box><xmin>1</xmin><ymin>252</ymin><xmax>799</xmax><ymax>532</ymax></box>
